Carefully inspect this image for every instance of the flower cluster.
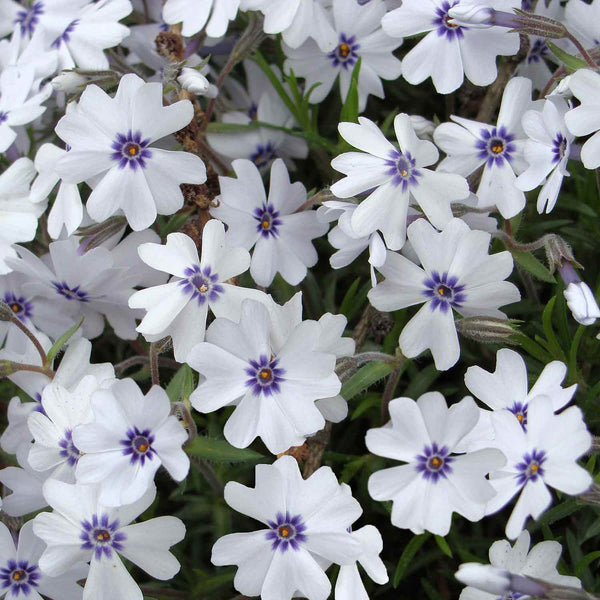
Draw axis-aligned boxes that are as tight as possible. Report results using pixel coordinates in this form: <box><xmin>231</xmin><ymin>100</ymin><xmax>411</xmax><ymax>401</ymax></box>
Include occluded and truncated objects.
<box><xmin>0</xmin><ymin>1</ymin><xmax>599</xmax><ymax>600</ymax></box>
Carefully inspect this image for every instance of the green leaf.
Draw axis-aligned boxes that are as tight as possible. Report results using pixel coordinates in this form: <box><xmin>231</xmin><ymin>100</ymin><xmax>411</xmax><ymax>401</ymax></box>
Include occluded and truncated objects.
<box><xmin>575</xmin><ymin>551</ymin><xmax>600</xmax><ymax>577</ymax></box>
<box><xmin>530</xmin><ymin>498</ymin><xmax>582</xmax><ymax>529</ymax></box>
<box><xmin>161</xmin><ymin>209</ymin><xmax>193</xmax><ymax>238</ymax></box>
<box><xmin>542</xmin><ymin>297</ymin><xmax>567</xmax><ymax>361</ymax></box>
<box><xmin>165</xmin><ymin>364</ymin><xmax>195</xmax><ymax>403</ymax></box>
<box><xmin>339</xmin><ymin>58</ymin><xmax>361</xmax><ymax>124</ymax></box>
<box><xmin>45</xmin><ymin>316</ymin><xmax>85</xmax><ymax>367</ymax></box>
<box><xmin>341</xmin><ymin>361</ymin><xmax>396</xmax><ymax>401</ymax></box>
<box><xmin>512</xmin><ymin>250</ymin><xmax>556</xmax><ymax>283</ymax></box>
<box><xmin>252</xmin><ymin>51</ymin><xmax>299</xmax><ymax>120</ymax></box>
<box><xmin>546</xmin><ymin>41</ymin><xmax>590</xmax><ymax>72</ymax></box>
<box><xmin>186</xmin><ymin>437</ymin><xmax>264</xmax><ymax>463</ymax></box>
<box><xmin>393</xmin><ymin>533</ymin><xmax>430</xmax><ymax>587</ymax></box>
<box><xmin>434</xmin><ymin>535</ymin><xmax>453</xmax><ymax>558</ymax></box>
<box><xmin>515</xmin><ymin>333</ymin><xmax>553</xmax><ymax>363</ymax></box>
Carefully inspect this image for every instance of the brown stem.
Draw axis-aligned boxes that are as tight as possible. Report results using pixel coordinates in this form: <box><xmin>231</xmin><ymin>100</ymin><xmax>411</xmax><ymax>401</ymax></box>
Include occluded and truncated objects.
<box><xmin>8</xmin><ymin>362</ymin><xmax>54</xmax><ymax>379</ymax></box>
<box><xmin>114</xmin><ymin>356</ymin><xmax>181</xmax><ymax>376</ymax></box>
<box><xmin>381</xmin><ymin>365</ymin><xmax>403</xmax><ymax>424</ymax></box>
<box><xmin>302</xmin><ymin>422</ymin><xmax>332</xmax><ymax>478</ymax></box>
<box><xmin>149</xmin><ymin>343</ymin><xmax>160</xmax><ymax>387</ymax></box>
<box><xmin>5</xmin><ymin>310</ymin><xmax>47</xmax><ymax>365</ymax></box>
<box><xmin>564</xmin><ymin>31</ymin><xmax>598</xmax><ymax>69</ymax></box>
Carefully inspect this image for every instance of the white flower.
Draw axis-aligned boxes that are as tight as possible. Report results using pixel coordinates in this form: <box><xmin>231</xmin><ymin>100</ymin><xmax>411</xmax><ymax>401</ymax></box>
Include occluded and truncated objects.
<box><xmin>129</xmin><ymin>219</ymin><xmax>265</xmax><ymax>362</ymax></box>
<box><xmin>516</xmin><ymin>96</ymin><xmax>574</xmax><ymax>214</ymax></box>
<box><xmin>485</xmin><ymin>397</ymin><xmax>592</xmax><ymax>539</ymax></box>
<box><xmin>0</xmin><ymin>443</ymin><xmax>51</xmax><ymax>517</ymax></box>
<box><xmin>0</xmin><ymin>520</ymin><xmax>87</xmax><ymax>600</ymax></box>
<box><xmin>564</xmin><ymin>69</ymin><xmax>600</xmax><ymax>170</ymax></box>
<box><xmin>30</xmin><ymin>143</ymin><xmax>84</xmax><ymax>239</ymax></box>
<box><xmin>463</xmin><ymin>348</ymin><xmax>576</xmax><ymax>447</ymax></box>
<box><xmin>33</xmin><ymin>481</ymin><xmax>185</xmax><ymax>600</ymax></box>
<box><xmin>335</xmin><ymin>525</ymin><xmax>388</xmax><ymax>600</ymax></box>
<box><xmin>457</xmin><ymin>530</ymin><xmax>580</xmax><ymax>600</ymax></box>
<box><xmin>0</xmin><ymin>158</ymin><xmax>46</xmax><ymax>274</ymax></box>
<box><xmin>8</xmin><ymin>233</ymin><xmax>163</xmax><ymax>340</ymax></box>
<box><xmin>331</xmin><ymin>114</ymin><xmax>469</xmax><ymax>250</ymax></box>
<box><xmin>207</xmin><ymin>79</ymin><xmax>309</xmax><ymax>171</ymax></box>
<box><xmin>368</xmin><ymin>218</ymin><xmax>520</xmax><ymax>371</ymax></box>
<box><xmin>563</xmin><ymin>281</ymin><xmax>600</xmax><ymax>325</ymax></box>
<box><xmin>212</xmin><ymin>455</ymin><xmax>363</xmax><ymax>600</ymax></box>
<box><xmin>366</xmin><ymin>393</ymin><xmax>505</xmax><ymax>536</ymax></box>
<box><xmin>187</xmin><ymin>299</ymin><xmax>341</xmax><ymax>454</ymax></box>
<box><xmin>434</xmin><ymin>77</ymin><xmax>532</xmax><ymax>218</ymax></box>
<box><xmin>0</xmin><ymin>337</ymin><xmax>115</xmax><ymax>453</ymax></box>
<box><xmin>0</xmin><ymin>66</ymin><xmax>52</xmax><ymax>152</ymax></box>
<box><xmin>241</xmin><ymin>0</ymin><xmax>337</xmax><ymax>51</ymax></box>
<box><xmin>382</xmin><ymin>0</ymin><xmax>520</xmax><ymax>94</ymax></box>
<box><xmin>54</xmin><ymin>73</ymin><xmax>207</xmax><ymax>231</ymax></box>
<box><xmin>73</xmin><ymin>379</ymin><xmax>190</xmax><ymax>507</ymax></box>
<box><xmin>456</xmin><ymin>565</ymin><xmax>549</xmax><ymax>599</ymax></box>
<box><xmin>283</xmin><ymin>0</ymin><xmax>402</xmax><ymax>113</ymax></box>
<box><xmin>164</xmin><ymin>0</ymin><xmax>240</xmax><ymax>38</ymax></box>
<box><xmin>212</xmin><ymin>159</ymin><xmax>328</xmax><ymax>287</ymax></box>
<box><xmin>51</xmin><ymin>0</ymin><xmax>133</xmax><ymax>71</ymax></box>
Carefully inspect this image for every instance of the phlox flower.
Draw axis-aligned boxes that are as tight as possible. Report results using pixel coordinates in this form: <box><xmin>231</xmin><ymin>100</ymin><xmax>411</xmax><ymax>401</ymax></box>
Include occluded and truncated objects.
<box><xmin>129</xmin><ymin>219</ymin><xmax>266</xmax><ymax>362</ymax></box>
<box><xmin>54</xmin><ymin>73</ymin><xmax>207</xmax><ymax>231</ymax></box>
<box><xmin>0</xmin><ymin>520</ymin><xmax>87</xmax><ymax>600</ymax></box>
<box><xmin>0</xmin><ymin>337</ymin><xmax>114</xmax><ymax>454</ymax></box>
<box><xmin>73</xmin><ymin>379</ymin><xmax>189</xmax><ymax>506</ymax></box>
<box><xmin>283</xmin><ymin>0</ymin><xmax>402</xmax><ymax>112</ymax></box>
<box><xmin>241</xmin><ymin>0</ymin><xmax>337</xmax><ymax>51</ymax></box>
<box><xmin>366</xmin><ymin>393</ymin><xmax>505</xmax><ymax>536</ymax></box>
<box><xmin>457</xmin><ymin>530</ymin><xmax>580</xmax><ymax>600</ymax></box>
<box><xmin>163</xmin><ymin>0</ymin><xmax>240</xmax><ymax>38</ymax></box>
<box><xmin>187</xmin><ymin>299</ymin><xmax>341</xmax><ymax>454</ymax></box>
<box><xmin>434</xmin><ymin>76</ymin><xmax>532</xmax><ymax>218</ymax></box>
<box><xmin>207</xmin><ymin>71</ymin><xmax>309</xmax><ymax>171</ymax></box>
<box><xmin>564</xmin><ymin>0</ymin><xmax>600</xmax><ymax>53</ymax></box>
<box><xmin>564</xmin><ymin>69</ymin><xmax>600</xmax><ymax>169</ymax></box>
<box><xmin>0</xmin><ymin>66</ymin><xmax>51</xmax><ymax>153</ymax></box>
<box><xmin>33</xmin><ymin>481</ymin><xmax>185</xmax><ymax>600</ymax></box>
<box><xmin>331</xmin><ymin>114</ymin><xmax>469</xmax><ymax>251</ymax></box>
<box><xmin>382</xmin><ymin>0</ymin><xmax>520</xmax><ymax>94</ymax></box>
<box><xmin>8</xmin><ymin>232</ymin><xmax>165</xmax><ymax>340</ymax></box>
<box><xmin>564</xmin><ymin>281</ymin><xmax>600</xmax><ymax>326</ymax></box>
<box><xmin>368</xmin><ymin>218</ymin><xmax>520</xmax><ymax>371</ymax></box>
<box><xmin>27</xmin><ymin>376</ymin><xmax>100</xmax><ymax>483</ymax></box>
<box><xmin>464</xmin><ymin>348</ymin><xmax>576</xmax><ymax>447</ymax></box>
<box><xmin>334</xmin><ymin>525</ymin><xmax>388</xmax><ymax>600</ymax></box>
<box><xmin>485</xmin><ymin>397</ymin><xmax>592</xmax><ymax>539</ymax></box>
<box><xmin>212</xmin><ymin>455</ymin><xmax>363</xmax><ymax>600</ymax></box>
<box><xmin>516</xmin><ymin>96</ymin><xmax>574</xmax><ymax>214</ymax></box>
<box><xmin>212</xmin><ymin>159</ymin><xmax>328</xmax><ymax>287</ymax></box>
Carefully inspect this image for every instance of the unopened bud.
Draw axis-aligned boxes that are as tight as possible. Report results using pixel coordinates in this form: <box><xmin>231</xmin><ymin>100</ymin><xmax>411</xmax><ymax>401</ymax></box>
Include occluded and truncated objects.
<box><xmin>456</xmin><ymin>317</ymin><xmax>520</xmax><ymax>344</ymax></box>
<box><xmin>456</xmin><ymin>564</ymin><xmax>550</xmax><ymax>598</ymax></box>
<box><xmin>512</xmin><ymin>8</ymin><xmax>567</xmax><ymax>38</ymax></box>
<box><xmin>447</xmin><ymin>5</ymin><xmax>494</xmax><ymax>27</ymax></box>
<box><xmin>0</xmin><ymin>360</ymin><xmax>14</xmax><ymax>377</ymax></box>
<box><xmin>563</xmin><ymin>281</ymin><xmax>600</xmax><ymax>325</ymax></box>
<box><xmin>51</xmin><ymin>70</ymin><xmax>88</xmax><ymax>93</ymax></box>
<box><xmin>410</xmin><ymin>115</ymin><xmax>436</xmax><ymax>138</ymax></box>
<box><xmin>0</xmin><ymin>302</ymin><xmax>18</xmax><ymax>322</ymax></box>
<box><xmin>76</xmin><ymin>216</ymin><xmax>127</xmax><ymax>253</ymax></box>
<box><xmin>177</xmin><ymin>67</ymin><xmax>211</xmax><ymax>96</ymax></box>
<box><xmin>545</xmin><ymin>235</ymin><xmax>581</xmax><ymax>273</ymax></box>
<box><xmin>549</xmin><ymin>75</ymin><xmax>574</xmax><ymax>98</ymax></box>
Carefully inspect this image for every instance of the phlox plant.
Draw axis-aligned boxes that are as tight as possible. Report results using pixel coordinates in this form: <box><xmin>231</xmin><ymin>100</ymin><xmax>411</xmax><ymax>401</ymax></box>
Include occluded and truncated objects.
<box><xmin>0</xmin><ymin>1</ymin><xmax>600</xmax><ymax>600</ymax></box>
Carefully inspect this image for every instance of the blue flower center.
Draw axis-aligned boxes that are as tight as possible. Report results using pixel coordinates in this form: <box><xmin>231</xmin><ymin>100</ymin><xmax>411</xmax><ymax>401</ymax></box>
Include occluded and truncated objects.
<box><xmin>52</xmin><ymin>281</ymin><xmax>89</xmax><ymax>302</ymax></box>
<box><xmin>51</xmin><ymin>19</ymin><xmax>79</xmax><ymax>48</ymax></box>
<box><xmin>80</xmin><ymin>514</ymin><xmax>126</xmax><ymax>560</ymax></box>
<box><xmin>385</xmin><ymin>150</ymin><xmax>421</xmax><ymax>191</ymax></box>
<box><xmin>552</xmin><ymin>133</ymin><xmax>568</xmax><ymax>164</ymax></box>
<box><xmin>253</xmin><ymin>203</ymin><xmax>282</xmax><ymax>238</ymax></box>
<box><xmin>245</xmin><ymin>355</ymin><xmax>285</xmax><ymax>396</ymax></box>
<box><xmin>423</xmin><ymin>271</ymin><xmax>466</xmax><ymax>313</ymax></box>
<box><xmin>415</xmin><ymin>443</ymin><xmax>454</xmax><ymax>482</ymax></box>
<box><xmin>250</xmin><ymin>142</ymin><xmax>275</xmax><ymax>167</ymax></box>
<box><xmin>516</xmin><ymin>449</ymin><xmax>546</xmax><ymax>485</ymax></box>
<box><xmin>58</xmin><ymin>429</ymin><xmax>81</xmax><ymax>468</ymax></box>
<box><xmin>266</xmin><ymin>512</ymin><xmax>307</xmax><ymax>552</ymax></box>
<box><xmin>180</xmin><ymin>265</ymin><xmax>224</xmax><ymax>305</ymax></box>
<box><xmin>476</xmin><ymin>126</ymin><xmax>516</xmax><ymax>167</ymax></box>
<box><xmin>0</xmin><ymin>111</ymin><xmax>8</xmax><ymax>125</ymax></box>
<box><xmin>433</xmin><ymin>0</ymin><xmax>466</xmax><ymax>40</ymax></box>
<box><xmin>111</xmin><ymin>130</ymin><xmax>152</xmax><ymax>170</ymax></box>
<box><xmin>3</xmin><ymin>292</ymin><xmax>33</xmax><ymax>322</ymax></box>
<box><xmin>328</xmin><ymin>34</ymin><xmax>360</xmax><ymax>69</ymax></box>
<box><xmin>0</xmin><ymin>560</ymin><xmax>40</xmax><ymax>596</ymax></box>
<box><xmin>508</xmin><ymin>401</ymin><xmax>528</xmax><ymax>430</ymax></box>
<box><xmin>120</xmin><ymin>427</ymin><xmax>156</xmax><ymax>466</ymax></box>
<box><xmin>527</xmin><ymin>38</ymin><xmax>548</xmax><ymax>63</ymax></box>
<box><xmin>14</xmin><ymin>1</ymin><xmax>44</xmax><ymax>35</ymax></box>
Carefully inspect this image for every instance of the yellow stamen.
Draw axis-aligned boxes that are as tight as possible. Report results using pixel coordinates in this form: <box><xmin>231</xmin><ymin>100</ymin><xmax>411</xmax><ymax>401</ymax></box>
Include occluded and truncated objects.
<box><xmin>491</xmin><ymin>143</ymin><xmax>504</xmax><ymax>154</ymax></box>
<box><xmin>259</xmin><ymin>368</ymin><xmax>271</xmax><ymax>380</ymax></box>
<box><xmin>279</xmin><ymin>526</ymin><xmax>290</xmax><ymax>537</ymax></box>
<box><xmin>128</xmin><ymin>145</ymin><xmax>139</xmax><ymax>156</ymax></box>
<box><xmin>339</xmin><ymin>43</ymin><xmax>350</xmax><ymax>58</ymax></box>
<box><xmin>262</xmin><ymin>220</ymin><xmax>270</xmax><ymax>229</ymax></box>
<box><xmin>139</xmin><ymin>443</ymin><xmax>148</xmax><ymax>452</ymax></box>
<box><xmin>400</xmin><ymin>169</ymin><xmax>408</xmax><ymax>177</ymax></box>
<box><xmin>431</xmin><ymin>457</ymin><xmax>442</xmax><ymax>468</ymax></box>
<box><xmin>438</xmin><ymin>287</ymin><xmax>445</xmax><ymax>295</ymax></box>
<box><xmin>12</xmin><ymin>571</ymin><xmax>25</xmax><ymax>581</ymax></box>
<box><xmin>11</xmin><ymin>303</ymin><xmax>19</xmax><ymax>312</ymax></box>
<box><xmin>517</xmin><ymin>414</ymin><xmax>524</xmax><ymax>423</ymax></box>
<box><xmin>531</xmin><ymin>464</ymin><xmax>538</xmax><ymax>473</ymax></box>
<box><xmin>199</xmin><ymin>284</ymin><xmax>208</xmax><ymax>293</ymax></box>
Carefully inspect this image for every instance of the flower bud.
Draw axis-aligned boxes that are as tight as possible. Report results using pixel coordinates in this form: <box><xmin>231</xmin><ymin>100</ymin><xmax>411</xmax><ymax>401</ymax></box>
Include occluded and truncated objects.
<box><xmin>549</xmin><ymin>75</ymin><xmax>574</xmax><ymax>98</ymax></box>
<box><xmin>564</xmin><ymin>282</ymin><xmax>600</xmax><ymax>325</ymax></box>
<box><xmin>456</xmin><ymin>317</ymin><xmax>520</xmax><ymax>345</ymax></box>
<box><xmin>51</xmin><ymin>71</ymin><xmax>88</xmax><ymax>93</ymax></box>
<box><xmin>447</xmin><ymin>5</ymin><xmax>494</xmax><ymax>27</ymax></box>
<box><xmin>456</xmin><ymin>564</ymin><xmax>549</xmax><ymax>598</ymax></box>
<box><xmin>177</xmin><ymin>67</ymin><xmax>211</xmax><ymax>96</ymax></box>
<box><xmin>410</xmin><ymin>115</ymin><xmax>436</xmax><ymax>139</ymax></box>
